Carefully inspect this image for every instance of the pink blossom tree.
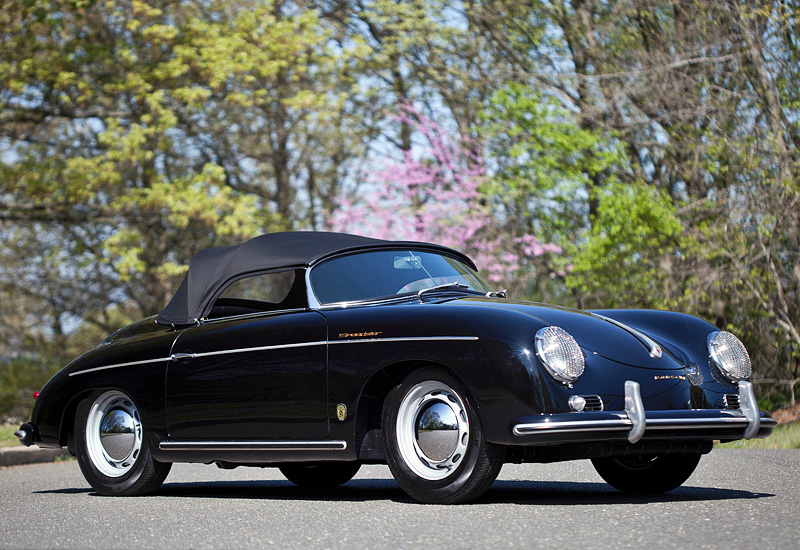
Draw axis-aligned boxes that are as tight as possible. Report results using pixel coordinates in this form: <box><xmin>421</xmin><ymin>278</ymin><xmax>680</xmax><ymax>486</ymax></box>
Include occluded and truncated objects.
<box><xmin>329</xmin><ymin>105</ymin><xmax>560</xmax><ymax>288</ymax></box>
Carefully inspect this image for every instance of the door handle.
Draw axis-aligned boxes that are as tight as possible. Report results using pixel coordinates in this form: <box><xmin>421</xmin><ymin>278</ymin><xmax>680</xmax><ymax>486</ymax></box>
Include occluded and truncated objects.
<box><xmin>170</xmin><ymin>352</ymin><xmax>195</xmax><ymax>361</ymax></box>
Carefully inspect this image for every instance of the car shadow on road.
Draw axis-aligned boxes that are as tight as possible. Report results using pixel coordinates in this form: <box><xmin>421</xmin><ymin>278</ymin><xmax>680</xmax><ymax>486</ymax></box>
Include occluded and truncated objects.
<box><xmin>37</xmin><ymin>478</ymin><xmax>773</xmax><ymax>505</ymax></box>
<box><xmin>478</xmin><ymin>479</ymin><xmax>774</xmax><ymax>505</ymax></box>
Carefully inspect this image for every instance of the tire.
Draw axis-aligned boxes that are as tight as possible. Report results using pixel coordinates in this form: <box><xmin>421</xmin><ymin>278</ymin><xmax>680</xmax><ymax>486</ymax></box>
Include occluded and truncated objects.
<box><xmin>279</xmin><ymin>462</ymin><xmax>361</xmax><ymax>488</ymax></box>
<box><xmin>74</xmin><ymin>390</ymin><xmax>171</xmax><ymax>495</ymax></box>
<box><xmin>382</xmin><ymin>367</ymin><xmax>504</xmax><ymax>504</ymax></box>
<box><xmin>591</xmin><ymin>454</ymin><xmax>702</xmax><ymax>494</ymax></box>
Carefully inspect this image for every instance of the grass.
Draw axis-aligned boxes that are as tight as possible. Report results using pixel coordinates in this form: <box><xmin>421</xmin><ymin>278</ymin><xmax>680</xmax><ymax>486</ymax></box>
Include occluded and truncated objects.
<box><xmin>717</xmin><ymin>421</ymin><xmax>800</xmax><ymax>449</ymax></box>
<box><xmin>0</xmin><ymin>424</ymin><xmax>21</xmax><ymax>447</ymax></box>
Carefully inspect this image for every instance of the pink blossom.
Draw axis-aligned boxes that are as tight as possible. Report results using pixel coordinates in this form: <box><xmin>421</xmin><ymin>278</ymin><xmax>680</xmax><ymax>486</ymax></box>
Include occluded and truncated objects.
<box><xmin>330</xmin><ymin>104</ymin><xmax>560</xmax><ymax>288</ymax></box>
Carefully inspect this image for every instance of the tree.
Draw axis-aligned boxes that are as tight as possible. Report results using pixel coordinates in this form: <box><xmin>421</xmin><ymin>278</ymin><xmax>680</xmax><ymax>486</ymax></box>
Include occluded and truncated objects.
<box><xmin>330</xmin><ymin>104</ymin><xmax>560</xmax><ymax>290</ymax></box>
<box><xmin>0</xmin><ymin>0</ymin><xmax>376</xmax><ymax>316</ymax></box>
<box><xmin>0</xmin><ymin>0</ymin><xmax>371</xmax><ymax>418</ymax></box>
<box><xmin>469</xmin><ymin>0</ymin><xmax>799</xmax><ymax>402</ymax></box>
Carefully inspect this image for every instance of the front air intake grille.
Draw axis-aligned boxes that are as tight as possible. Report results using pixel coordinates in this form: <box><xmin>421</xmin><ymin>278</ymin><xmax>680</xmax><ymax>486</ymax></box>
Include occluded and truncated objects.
<box><xmin>723</xmin><ymin>394</ymin><xmax>740</xmax><ymax>409</ymax></box>
<box><xmin>582</xmin><ymin>395</ymin><xmax>604</xmax><ymax>412</ymax></box>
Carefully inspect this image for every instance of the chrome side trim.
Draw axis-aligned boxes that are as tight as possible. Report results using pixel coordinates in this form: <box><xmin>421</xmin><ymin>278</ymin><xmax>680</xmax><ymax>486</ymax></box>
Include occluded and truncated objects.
<box><xmin>69</xmin><ymin>357</ymin><xmax>171</xmax><ymax>377</ymax></box>
<box><xmin>159</xmin><ymin>440</ymin><xmax>347</xmax><ymax>452</ymax></box>
<box><xmin>188</xmin><ymin>337</ymin><xmax>478</xmax><ymax>359</ymax></box>
<box><xmin>190</xmin><ymin>341</ymin><xmax>328</xmax><ymax>360</ymax></box>
<box><xmin>738</xmin><ymin>380</ymin><xmax>761</xmax><ymax>439</ymax></box>
<box><xmin>189</xmin><ymin>337</ymin><xmax>477</xmax><ymax>360</ymax></box>
<box><xmin>69</xmin><ymin>337</ymin><xmax>480</xmax><ymax>377</ymax></box>
<box><xmin>201</xmin><ymin>307</ymin><xmax>309</xmax><ymax>325</ymax></box>
<box><xmin>625</xmin><ymin>380</ymin><xmax>646</xmax><ymax>443</ymax></box>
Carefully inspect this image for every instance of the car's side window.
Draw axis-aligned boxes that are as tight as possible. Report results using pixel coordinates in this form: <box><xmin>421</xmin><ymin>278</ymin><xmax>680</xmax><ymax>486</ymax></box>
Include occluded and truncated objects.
<box><xmin>209</xmin><ymin>269</ymin><xmax>306</xmax><ymax>318</ymax></box>
<box><xmin>220</xmin><ymin>270</ymin><xmax>296</xmax><ymax>303</ymax></box>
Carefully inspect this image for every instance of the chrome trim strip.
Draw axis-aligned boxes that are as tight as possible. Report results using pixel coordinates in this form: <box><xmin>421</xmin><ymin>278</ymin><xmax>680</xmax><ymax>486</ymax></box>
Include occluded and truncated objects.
<box><xmin>69</xmin><ymin>337</ymin><xmax>479</xmax><ymax>377</ymax></box>
<box><xmin>305</xmin><ymin>268</ymin><xmax>322</xmax><ymax>310</ymax></box>
<box><xmin>591</xmin><ymin>313</ymin><xmax>663</xmax><ymax>359</ymax></box>
<box><xmin>625</xmin><ymin>380</ymin><xmax>646</xmax><ymax>443</ymax></box>
<box><xmin>318</xmin><ymin>296</ymin><xmax>417</xmax><ymax>309</ymax></box>
<box><xmin>313</xmin><ymin>290</ymin><xmax>490</xmax><ymax>310</ymax></box>
<box><xmin>69</xmin><ymin>357</ymin><xmax>171</xmax><ymax>377</ymax></box>
<box><xmin>201</xmin><ymin>307</ymin><xmax>309</xmax><ymax>325</ymax></box>
<box><xmin>513</xmin><ymin>418</ymin><xmax>631</xmax><ymax>436</ymax></box>
<box><xmin>191</xmin><ymin>341</ymin><xmax>328</xmax><ymax>359</ymax></box>
<box><xmin>190</xmin><ymin>337</ymin><xmax>478</xmax><ymax>360</ymax></box>
<box><xmin>646</xmin><ymin>418</ymin><xmax>749</xmax><ymax>429</ymax></box>
<box><xmin>159</xmin><ymin>440</ymin><xmax>347</xmax><ymax>452</ymax></box>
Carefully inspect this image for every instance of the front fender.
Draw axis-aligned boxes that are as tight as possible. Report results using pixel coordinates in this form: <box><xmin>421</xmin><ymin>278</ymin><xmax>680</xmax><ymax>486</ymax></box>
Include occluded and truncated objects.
<box><xmin>591</xmin><ymin>309</ymin><xmax>741</xmax><ymax>406</ymax></box>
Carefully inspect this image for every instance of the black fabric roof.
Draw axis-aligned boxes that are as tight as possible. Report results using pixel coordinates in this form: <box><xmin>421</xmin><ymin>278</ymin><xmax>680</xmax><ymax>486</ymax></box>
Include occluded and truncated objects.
<box><xmin>156</xmin><ymin>231</ymin><xmax>475</xmax><ymax>325</ymax></box>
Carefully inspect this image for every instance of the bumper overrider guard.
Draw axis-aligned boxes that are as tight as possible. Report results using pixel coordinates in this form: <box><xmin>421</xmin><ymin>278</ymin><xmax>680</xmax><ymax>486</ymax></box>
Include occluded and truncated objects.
<box><xmin>512</xmin><ymin>381</ymin><xmax>776</xmax><ymax>444</ymax></box>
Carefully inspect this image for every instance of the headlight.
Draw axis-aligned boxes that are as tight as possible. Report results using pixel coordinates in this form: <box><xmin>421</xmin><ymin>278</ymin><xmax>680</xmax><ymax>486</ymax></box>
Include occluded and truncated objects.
<box><xmin>535</xmin><ymin>326</ymin><xmax>585</xmax><ymax>385</ymax></box>
<box><xmin>708</xmin><ymin>331</ymin><xmax>751</xmax><ymax>382</ymax></box>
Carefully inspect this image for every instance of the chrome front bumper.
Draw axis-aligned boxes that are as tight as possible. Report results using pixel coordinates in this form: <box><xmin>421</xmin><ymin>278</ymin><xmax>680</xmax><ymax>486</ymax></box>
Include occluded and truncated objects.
<box><xmin>512</xmin><ymin>381</ymin><xmax>776</xmax><ymax>444</ymax></box>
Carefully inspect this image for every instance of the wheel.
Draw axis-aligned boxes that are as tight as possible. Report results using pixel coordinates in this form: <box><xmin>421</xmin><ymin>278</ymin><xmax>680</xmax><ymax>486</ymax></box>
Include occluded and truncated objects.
<box><xmin>382</xmin><ymin>367</ymin><xmax>504</xmax><ymax>504</ymax></box>
<box><xmin>74</xmin><ymin>390</ymin><xmax>171</xmax><ymax>495</ymax></box>
<box><xmin>279</xmin><ymin>462</ymin><xmax>361</xmax><ymax>488</ymax></box>
<box><xmin>591</xmin><ymin>454</ymin><xmax>702</xmax><ymax>494</ymax></box>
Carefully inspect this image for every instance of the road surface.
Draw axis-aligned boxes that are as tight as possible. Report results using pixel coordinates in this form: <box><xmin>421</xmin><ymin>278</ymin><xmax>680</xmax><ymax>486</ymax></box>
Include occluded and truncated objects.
<box><xmin>1</xmin><ymin>450</ymin><xmax>798</xmax><ymax>549</ymax></box>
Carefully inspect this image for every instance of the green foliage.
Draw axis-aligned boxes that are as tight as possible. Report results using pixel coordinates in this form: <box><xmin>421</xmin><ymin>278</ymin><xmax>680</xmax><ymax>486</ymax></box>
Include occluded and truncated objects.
<box><xmin>479</xmin><ymin>83</ymin><xmax>629</xmax><ymax>298</ymax></box>
<box><xmin>567</xmin><ymin>181</ymin><xmax>686</xmax><ymax>308</ymax></box>
<box><xmin>717</xmin><ymin>422</ymin><xmax>800</xmax><ymax>450</ymax></box>
<box><xmin>483</xmin><ymin>84</ymin><xmax>624</xmax><ymax>194</ymax></box>
<box><xmin>0</xmin><ymin>358</ymin><xmax>57</xmax><ymax>424</ymax></box>
<box><xmin>0</xmin><ymin>424</ymin><xmax>22</xmax><ymax>447</ymax></box>
<box><xmin>0</xmin><ymin>304</ymin><xmax>139</xmax><ymax>423</ymax></box>
<box><xmin>0</xmin><ymin>0</ymin><xmax>370</xmax><ymax>320</ymax></box>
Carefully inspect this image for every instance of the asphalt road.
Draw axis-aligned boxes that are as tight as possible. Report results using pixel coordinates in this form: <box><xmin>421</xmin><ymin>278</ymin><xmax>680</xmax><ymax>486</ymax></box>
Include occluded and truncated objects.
<box><xmin>2</xmin><ymin>450</ymin><xmax>799</xmax><ymax>549</ymax></box>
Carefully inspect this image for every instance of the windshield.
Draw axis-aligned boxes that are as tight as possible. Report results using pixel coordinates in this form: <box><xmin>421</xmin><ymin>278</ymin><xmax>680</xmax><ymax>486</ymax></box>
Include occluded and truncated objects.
<box><xmin>309</xmin><ymin>250</ymin><xmax>493</xmax><ymax>305</ymax></box>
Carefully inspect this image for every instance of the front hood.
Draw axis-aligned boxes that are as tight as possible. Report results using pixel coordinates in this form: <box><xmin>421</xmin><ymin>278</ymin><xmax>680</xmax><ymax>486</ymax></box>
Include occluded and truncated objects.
<box><xmin>451</xmin><ymin>298</ymin><xmax>686</xmax><ymax>370</ymax></box>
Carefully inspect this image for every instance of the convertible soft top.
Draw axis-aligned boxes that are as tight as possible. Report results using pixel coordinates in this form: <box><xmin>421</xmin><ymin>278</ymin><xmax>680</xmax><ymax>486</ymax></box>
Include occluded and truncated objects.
<box><xmin>156</xmin><ymin>231</ymin><xmax>475</xmax><ymax>326</ymax></box>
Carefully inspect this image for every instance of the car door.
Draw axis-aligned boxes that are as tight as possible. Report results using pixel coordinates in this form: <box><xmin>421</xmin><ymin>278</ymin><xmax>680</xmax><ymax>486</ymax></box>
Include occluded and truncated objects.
<box><xmin>165</xmin><ymin>309</ymin><xmax>329</xmax><ymax>440</ymax></box>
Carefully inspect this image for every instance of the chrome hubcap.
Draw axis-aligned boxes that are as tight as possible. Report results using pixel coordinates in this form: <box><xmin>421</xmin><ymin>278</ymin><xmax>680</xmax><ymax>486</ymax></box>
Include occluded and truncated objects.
<box><xmin>396</xmin><ymin>380</ymin><xmax>469</xmax><ymax>481</ymax></box>
<box><xmin>100</xmin><ymin>409</ymin><xmax>137</xmax><ymax>461</ymax></box>
<box><xmin>86</xmin><ymin>391</ymin><xmax>142</xmax><ymax>477</ymax></box>
<box><xmin>415</xmin><ymin>401</ymin><xmax>459</xmax><ymax>461</ymax></box>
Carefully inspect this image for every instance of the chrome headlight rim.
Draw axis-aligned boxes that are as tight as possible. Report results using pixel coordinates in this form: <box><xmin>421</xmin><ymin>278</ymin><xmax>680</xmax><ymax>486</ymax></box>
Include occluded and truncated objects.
<box><xmin>535</xmin><ymin>326</ymin><xmax>585</xmax><ymax>386</ymax></box>
<box><xmin>708</xmin><ymin>330</ymin><xmax>752</xmax><ymax>383</ymax></box>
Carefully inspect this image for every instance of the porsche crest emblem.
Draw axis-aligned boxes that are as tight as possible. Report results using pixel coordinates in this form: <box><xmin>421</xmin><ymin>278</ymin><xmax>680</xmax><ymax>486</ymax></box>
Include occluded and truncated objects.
<box><xmin>336</xmin><ymin>403</ymin><xmax>347</xmax><ymax>421</ymax></box>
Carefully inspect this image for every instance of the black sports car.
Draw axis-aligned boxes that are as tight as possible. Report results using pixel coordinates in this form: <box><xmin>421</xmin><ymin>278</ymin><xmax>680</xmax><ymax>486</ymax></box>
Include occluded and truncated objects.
<box><xmin>16</xmin><ymin>232</ymin><xmax>775</xmax><ymax>503</ymax></box>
